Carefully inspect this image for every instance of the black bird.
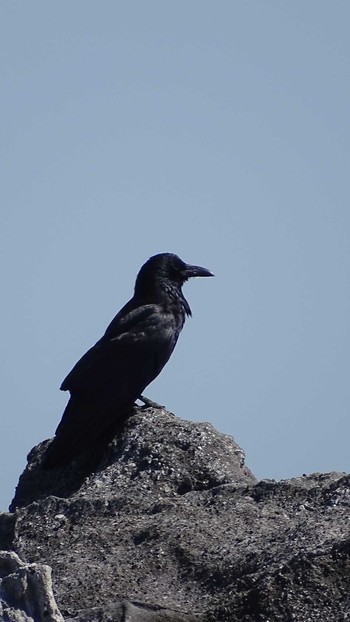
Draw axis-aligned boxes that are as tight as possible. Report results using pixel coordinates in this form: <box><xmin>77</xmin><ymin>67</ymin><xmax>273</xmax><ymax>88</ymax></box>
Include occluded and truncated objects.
<box><xmin>44</xmin><ymin>253</ymin><xmax>213</xmax><ymax>469</ymax></box>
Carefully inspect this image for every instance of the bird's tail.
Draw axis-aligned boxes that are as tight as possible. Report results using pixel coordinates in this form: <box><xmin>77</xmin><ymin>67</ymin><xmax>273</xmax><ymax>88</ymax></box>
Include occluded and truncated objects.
<box><xmin>43</xmin><ymin>394</ymin><xmax>133</xmax><ymax>470</ymax></box>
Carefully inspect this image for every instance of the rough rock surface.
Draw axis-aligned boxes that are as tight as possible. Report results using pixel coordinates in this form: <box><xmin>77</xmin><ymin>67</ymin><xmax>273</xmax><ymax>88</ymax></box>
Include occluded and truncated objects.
<box><xmin>2</xmin><ymin>407</ymin><xmax>350</xmax><ymax>621</ymax></box>
<box><xmin>0</xmin><ymin>550</ymin><xmax>64</xmax><ymax>622</ymax></box>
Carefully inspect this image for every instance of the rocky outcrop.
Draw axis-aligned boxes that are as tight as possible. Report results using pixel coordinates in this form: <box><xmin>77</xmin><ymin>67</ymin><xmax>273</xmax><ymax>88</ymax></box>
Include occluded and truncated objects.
<box><xmin>0</xmin><ymin>550</ymin><xmax>63</xmax><ymax>622</ymax></box>
<box><xmin>2</xmin><ymin>407</ymin><xmax>350</xmax><ymax>621</ymax></box>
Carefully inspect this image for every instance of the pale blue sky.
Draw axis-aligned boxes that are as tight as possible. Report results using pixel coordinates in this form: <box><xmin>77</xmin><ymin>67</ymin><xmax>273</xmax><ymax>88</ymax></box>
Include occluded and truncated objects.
<box><xmin>1</xmin><ymin>2</ymin><xmax>350</xmax><ymax>510</ymax></box>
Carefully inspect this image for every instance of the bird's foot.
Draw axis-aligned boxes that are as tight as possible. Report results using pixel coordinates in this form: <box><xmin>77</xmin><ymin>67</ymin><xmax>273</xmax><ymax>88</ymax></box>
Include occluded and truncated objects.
<box><xmin>138</xmin><ymin>395</ymin><xmax>165</xmax><ymax>409</ymax></box>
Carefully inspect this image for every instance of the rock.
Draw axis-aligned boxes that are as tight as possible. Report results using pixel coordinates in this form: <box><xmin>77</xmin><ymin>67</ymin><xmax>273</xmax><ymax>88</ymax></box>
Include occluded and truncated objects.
<box><xmin>0</xmin><ymin>550</ymin><xmax>64</xmax><ymax>622</ymax></box>
<box><xmin>4</xmin><ymin>407</ymin><xmax>350</xmax><ymax>620</ymax></box>
<box><xmin>10</xmin><ymin>406</ymin><xmax>254</xmax><ymax>510</ymax></box>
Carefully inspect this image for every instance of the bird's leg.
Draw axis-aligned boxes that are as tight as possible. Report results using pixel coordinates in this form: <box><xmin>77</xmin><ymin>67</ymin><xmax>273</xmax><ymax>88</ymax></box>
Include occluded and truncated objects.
<box><xmin>139</xmin><ymin>395</ymin><xmax>165</xmax><ymax>409</ymax></box>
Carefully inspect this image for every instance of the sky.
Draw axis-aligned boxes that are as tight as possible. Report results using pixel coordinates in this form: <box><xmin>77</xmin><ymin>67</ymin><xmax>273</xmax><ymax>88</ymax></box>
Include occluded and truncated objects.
<box><xmin>1</xmin><ymin>2</ymin><xmax>350</xmax><ymax>511</ymax></box>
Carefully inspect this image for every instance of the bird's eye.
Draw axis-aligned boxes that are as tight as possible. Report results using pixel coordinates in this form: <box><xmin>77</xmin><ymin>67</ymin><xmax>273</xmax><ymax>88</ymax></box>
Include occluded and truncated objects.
<box><xmin>171</xmin><ymin>261</ymin><xmax>186</xmax><ymax>279</ymax></box>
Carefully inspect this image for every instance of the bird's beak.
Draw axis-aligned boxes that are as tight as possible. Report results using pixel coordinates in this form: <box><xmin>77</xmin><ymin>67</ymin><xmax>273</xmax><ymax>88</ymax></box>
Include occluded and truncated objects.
<box><xmin>183</xmin><ymin>264</ymin><xmax>214</xmax><ymax>278</ymax></box>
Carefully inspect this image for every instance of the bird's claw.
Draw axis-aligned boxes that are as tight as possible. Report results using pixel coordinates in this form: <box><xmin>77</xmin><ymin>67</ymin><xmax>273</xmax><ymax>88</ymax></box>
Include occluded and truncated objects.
<box><xmin>138</xmin><ymin>395</ymin><xmax>165</xmax><ymax>409</ymax></box>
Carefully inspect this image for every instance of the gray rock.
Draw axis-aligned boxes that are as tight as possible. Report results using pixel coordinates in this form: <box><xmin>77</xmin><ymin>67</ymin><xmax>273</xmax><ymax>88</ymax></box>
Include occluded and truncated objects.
<box><xmin>0</xmin><ymin>550</ymin><xmax>64</xmax><ymax>622</ymax></box>
<box><xmin>10</xmin><ymin>406</ymin><xmax>254</xmax><ymax>510</ymax></box>
<box><xmin>4</xmin><ymin>407</ymin><xmax>350</xmax><ymax>620</ymax></box>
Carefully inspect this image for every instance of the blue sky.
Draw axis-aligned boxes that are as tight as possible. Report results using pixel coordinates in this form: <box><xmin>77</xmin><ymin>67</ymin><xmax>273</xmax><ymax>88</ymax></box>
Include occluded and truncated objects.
<box><xmin>1</xmin><ymin>2</ymin><xmax>350</xmax><ymax>510</ymax></box>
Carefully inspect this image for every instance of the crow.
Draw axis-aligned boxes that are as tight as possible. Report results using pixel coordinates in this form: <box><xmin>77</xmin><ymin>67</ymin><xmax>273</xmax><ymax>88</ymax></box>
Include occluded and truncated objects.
<box><xmin>44</xmin><ymin>252</ymin><xmax>213</xmax><ymax>469</ymax></box>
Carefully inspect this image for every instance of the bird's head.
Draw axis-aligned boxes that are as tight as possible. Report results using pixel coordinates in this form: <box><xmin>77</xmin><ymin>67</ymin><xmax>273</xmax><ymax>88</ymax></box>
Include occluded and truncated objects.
<box><xmin>135</xmin><ymin>253</ymin><xmax>214</xmax><ymax>295</ymax></box>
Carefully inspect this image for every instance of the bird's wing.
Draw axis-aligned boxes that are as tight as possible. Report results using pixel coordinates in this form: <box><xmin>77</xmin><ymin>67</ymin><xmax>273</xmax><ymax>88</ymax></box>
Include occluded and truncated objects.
<box><xmin>60</xmin><ymin>303</ymin><xmax>178</xmax><ymax>398</ymax></box>
<box><xmin>44</xmin><ymin>302</ymin><xmax>180</xmax><ymax>467</ymax></box>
